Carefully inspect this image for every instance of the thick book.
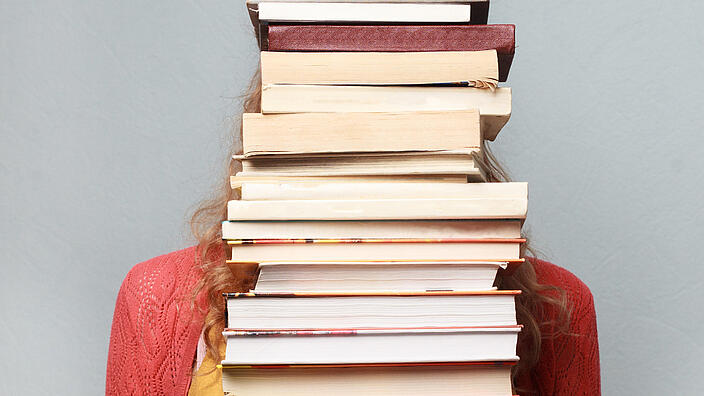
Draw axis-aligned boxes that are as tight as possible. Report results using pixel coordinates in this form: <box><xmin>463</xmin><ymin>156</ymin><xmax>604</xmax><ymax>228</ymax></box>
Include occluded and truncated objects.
<box><xmin>222</xmin><ymin>326</ymin><xmax>521</xmax><ymax>365</ymax></box>
<box><xmin>237</xmin><ymin>181</ymin><xmax>526</xmax><ymax>201</ymax></box>
<box><xmin>222</xmin><ymin>362</ymin><xmax>514</xmax><ymax>396</ymax></box>
<box><xmin>251</xmin><ymin>260</ymin><xmax>508</xmax><ymax>292</ymax></box>
<box><xmin>242</xmin><ymin>110</ymin><xmax>481</xmax><ymax>156</ymax></box>
<box><xmin>221</xmin><ymin>219</ymin><xmax>523</xmax><ymax>239</ymax></box>
<box><xmin>261</xmin><ymin>50</ymin><xmax>498</xmax><ymax>88</ymax></box>
<box><xmin>260</xmin><ymin>85</ymin><xmax>511</xmax><ymax>140</ymax></box>
<box><xmin>235</xmin><ymin>150</ymin><xmax>486</xmax><ymax>180</ymax></box>
<box><xmin>225</xmin><ymin>290</ymin><xmax>519</xmax><ymax>329</ymax></box>
<box><xmin>264</xmin><ymin>24</ymin><xmax>515</xmax><ymax>81</ymax></box>
<box><xmin>228</xmin><ymin>238</ymin><xmax>524</xmax><ymax>261</ymax></box>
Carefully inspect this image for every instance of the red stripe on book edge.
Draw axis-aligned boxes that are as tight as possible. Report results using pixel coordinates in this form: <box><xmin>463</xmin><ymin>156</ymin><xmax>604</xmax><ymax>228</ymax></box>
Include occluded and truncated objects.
<box><xmin>225</xmin><ymin>258</ymin><xmax>526</xmax><ymax>264</ymax></box>
<box><xmin>228</xmin><ymin>238</ymin><xmax>527</xmax><ymax>245</ymax></box>
<box><xmin>223</xmin><ymin>325</ymin><xmax>523</xmax><ymax>336</ymax></box>
<box><xmin>223</xmin><ymin>290</ymin><xmax>521</xmax><ymax>298</ymax></box>
<box><xmin>220</xmin><ymin>361</ymin><xmax>518</xmax><ymax>369</ymax></box>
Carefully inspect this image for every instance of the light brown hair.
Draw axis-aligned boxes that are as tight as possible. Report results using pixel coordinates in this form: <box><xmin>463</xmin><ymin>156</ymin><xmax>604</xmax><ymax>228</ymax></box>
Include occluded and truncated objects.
<box><xmin>190</xmin><ymin>70</ymin><xmax>570</xmax><ymax>390</ymax></box>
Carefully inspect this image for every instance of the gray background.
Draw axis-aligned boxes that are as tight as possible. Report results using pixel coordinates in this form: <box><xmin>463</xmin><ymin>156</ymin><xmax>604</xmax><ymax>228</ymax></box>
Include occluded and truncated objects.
<box><xmin>1</xmin><ymin>1</ymin><xmax>703</xmax><ymax>394</ymax></box>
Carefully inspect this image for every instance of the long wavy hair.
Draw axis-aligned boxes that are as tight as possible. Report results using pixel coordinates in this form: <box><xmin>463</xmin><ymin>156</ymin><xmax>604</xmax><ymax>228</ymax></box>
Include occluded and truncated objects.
<box><xmin>190</xmin><ymin>70</ymin><xmax>570</xmax><ymax>392</ymax></box>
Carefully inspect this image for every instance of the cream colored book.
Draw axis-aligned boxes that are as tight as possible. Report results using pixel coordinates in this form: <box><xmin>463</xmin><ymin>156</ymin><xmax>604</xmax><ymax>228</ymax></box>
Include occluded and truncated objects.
<box><xmin>229</xmin><ymin>240</ymin><xmax>521</xmax><ymax>261</ymax></box>
<box><xmin>252</xmin><ymin>261</ymin><xmax>508</xmax><ymax>293</ymax></box>
<box><xmin>222</xmin><ymin>363</ymin><xmax>513</xmax><ymax>396</ymax></box>
<box><xmin>256</xmin><ymin>2</ymin><xmax>473</xmax><ymax>23</ymax></box>
<box><xmin>242</xmin><ymin>110</ymin><xmax>480</xmax><ymax>156</ymax></box>
<box><xmin>227</xmin><ymin>198</ymin><xmax>527</xmax><ymax>220</ymax></box>
<box><xmin>261</xmin><ymin>85</ymin><xmax>511</xmax><ymax>140</ymax></box>
<box><xmin>260</xmin><ymin>50</ymin><xmax>498</xmax><ymax>88</ymax></box>
<box><xmin>221</xmin><ymin>219</ymin><xmax>523</xmax><ymax>240</ymax></box>
<box><xmin>235</xmin><ymin>150</ymin><xmax>486</xmax><ymax>180</ymax></box>
<box><xmin>239</xmin><ymin>181</ymin><xmax>526</xmax><ymax>201</ymax></box>
<box><xmin>230</xmin><ymin>175</ymin><xmax>470</xmax><ymax>188</ymax></box>
<box><xmin>226</xmin><ymin>292</ymin><xmax>518</xmax><ymax>329</ymax></box>
<box><xmin>223</xmin><ymin>327</ymin><xmax>520</xmax><ymax>364</ymax></box>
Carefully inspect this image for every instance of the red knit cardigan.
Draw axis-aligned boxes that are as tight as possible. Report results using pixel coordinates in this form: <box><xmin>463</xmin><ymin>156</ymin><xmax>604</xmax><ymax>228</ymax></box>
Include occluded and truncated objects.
<box><xmin>106</xmin><ymin>246</ymin><xmax>600</xmax><ymax>395</ymax></box>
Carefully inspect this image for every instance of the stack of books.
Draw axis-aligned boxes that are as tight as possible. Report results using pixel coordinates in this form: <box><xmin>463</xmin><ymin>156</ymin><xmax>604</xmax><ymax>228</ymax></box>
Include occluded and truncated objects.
<box><xmin>221</xmin><ymin>1</ymin><xmax>523</xmax><ymax>395</ymax></box>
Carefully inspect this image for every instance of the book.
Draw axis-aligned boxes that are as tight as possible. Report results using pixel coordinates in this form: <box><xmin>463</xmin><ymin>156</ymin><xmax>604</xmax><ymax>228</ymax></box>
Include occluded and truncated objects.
<box><xmin>242</xmin><ymin>110</ymin><xmax>481</xmax><ymax>156</ymax></box>
<box><xmin>222</xmin><ymin>362</ymin><xmax>514</xmax><ymax>396</ymax></box>
<box><xmin>227</xmin><ymin>193</ymin><xmax>527</xmax><ymax>220</ymax></box>
<box><xmin>246</xmin><ymin>1</ymin><xmax>491</xmax><ymax>41</ymax></box>
<box><xmin>222</xmin><ymin>326</ymin><xmax>521</xmax><ymax>365</ymax></box>
<box><xmin>221</xmin><ymin>219</ymin><xmax>523</xmax><ymax>239</ymax></box>
<box><xmin>235</xmin><ymin>150</ymin><xmax>486</xmax><ymax>180</ymax></box>
<box><xmin>258</xmin><ymin>2</ymin><xmax>474</xmax><ymax>23</ymax></box>
<box><xmin>251</xmin><ymin>260</ymin><xmax>508</xmax><ymax>292</ymax></box>
<box><xmin>231</xmin><ymin>175</ymin><xmax>471</xmax><ymax>188</ymax></box>
<box><xmin>228</xmin><ymin>238</ymin><xmax>524</xmax><ymax>261</ymax></box>
<box><xmin>237</xmin><ymin>181</ymin><xmax>527</xmax><ymax>200</ymax></box>
<box><xmin>264</xmin><ymin>24</ymin><xmax>515</xmax><ymax>81</ymax></box>
<box><xmin>260</xmin><ymin>85</ymin><xmax>511</xmax><ymax>140</ymax></box>
<box><xmin>225</xmin><ymin>290</ymin><xmax>518</xmax><ymax>328</ymax></box>
<box><xmin>260</xmin><ymin>50</ymin><xmax>498</xmax><ymax>87</ymax></box>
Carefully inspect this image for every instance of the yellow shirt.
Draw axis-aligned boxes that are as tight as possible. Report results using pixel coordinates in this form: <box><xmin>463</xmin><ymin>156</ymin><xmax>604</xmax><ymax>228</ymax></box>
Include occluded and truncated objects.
<box><xmin>187</xmin><ymin>340</ymin><xmax>225</xmax><ymax>396</ymax></box>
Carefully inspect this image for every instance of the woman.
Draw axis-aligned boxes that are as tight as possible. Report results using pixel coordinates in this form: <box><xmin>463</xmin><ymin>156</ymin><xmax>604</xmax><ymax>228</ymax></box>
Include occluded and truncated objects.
<box><xmin>106</xmin><ymin>71</ymin><xmax>601</xmax><ymax>395</ymax></box>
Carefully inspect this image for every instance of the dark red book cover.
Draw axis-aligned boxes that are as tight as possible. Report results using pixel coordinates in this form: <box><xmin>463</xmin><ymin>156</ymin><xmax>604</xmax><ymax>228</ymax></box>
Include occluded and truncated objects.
<box><xmin>265</xmin><ymin>24</ymin><xmax>515</xmax><ymax>81</ymax></box>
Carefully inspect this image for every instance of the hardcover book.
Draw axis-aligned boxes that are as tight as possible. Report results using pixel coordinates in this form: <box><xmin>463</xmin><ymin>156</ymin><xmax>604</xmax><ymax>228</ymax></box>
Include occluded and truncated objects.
<box><xmin>264</xmin><ymin>24</ymin><xmax>515</xmax><ymax>81</ymax></box>
<box><xmin>246</xmin><ymin>1</ymin><xmax>491</xmax><ymax>45</ymax></box>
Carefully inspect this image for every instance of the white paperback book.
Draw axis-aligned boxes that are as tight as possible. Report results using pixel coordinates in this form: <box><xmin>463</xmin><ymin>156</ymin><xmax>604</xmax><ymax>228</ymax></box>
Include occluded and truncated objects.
<box><xmin>226</xmin><ymin>292</ymin><xmax>518</xmax><ymax>329</ymax></box>
<box><xmin>253</xmin><ymin>261</ymin><xmax>508</xmax><ymax>292</ymax></box>
<box><xmin>256</xmin><ymin>2</ymin><xmax>472</xmax><ymax>23</ymax></box>
<box><xmin>222</xmin><ymin>327</ymin><xmax>521</xmax><ymax>365</ymax></box>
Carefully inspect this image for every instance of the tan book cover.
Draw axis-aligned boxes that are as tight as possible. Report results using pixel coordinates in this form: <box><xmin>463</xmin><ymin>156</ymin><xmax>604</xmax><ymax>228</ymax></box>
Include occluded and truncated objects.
<box><xmin>260</xmin><ymin>85</ymin><xmax>511</xmax><ymax>140</ymax></box>
<box><xmin>260</xmin><ymin>50</ymin><xmax>498</xmax><ymax>88</ymax></box>
<box><xmin>229</xmin><ymin>239</ymin><xmax>523</xmax><ymax>261</ymax></box>
<box><xmin>221</xmin><ymin>219</ymin><xmax>523</xmax><ymax>240</ymax></box>
<box><xmin>242</xmin><ymin>110</ymin><xmax>480</xmax><ymax>156</ymax></box>
<box><xmin>231</xmin><ymin>175</ymin><xmax>470</xmax><ymax>188</ymax></box>
<box><xmin>222</xmin><ymin>363</ymin><xmax>513</xmax><ymax>396</ymax></box>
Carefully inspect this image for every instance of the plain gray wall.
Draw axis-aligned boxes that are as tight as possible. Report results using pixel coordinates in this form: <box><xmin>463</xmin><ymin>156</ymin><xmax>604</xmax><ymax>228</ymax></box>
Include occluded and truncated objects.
<box><xmin>2</xmin><ymin>1</ymin><xmax>703</xmax><ymax>394</ymax></box>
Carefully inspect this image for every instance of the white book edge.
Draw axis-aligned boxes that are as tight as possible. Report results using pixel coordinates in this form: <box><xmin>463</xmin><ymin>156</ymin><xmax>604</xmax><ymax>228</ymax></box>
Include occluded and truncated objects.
<box><xmin>258</xmin><ymin>2</ymin><xmax>472</xmax><ymax>22</ymax></box>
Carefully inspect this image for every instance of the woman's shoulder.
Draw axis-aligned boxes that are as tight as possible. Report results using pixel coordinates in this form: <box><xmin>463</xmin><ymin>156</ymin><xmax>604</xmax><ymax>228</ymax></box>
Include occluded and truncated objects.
<box><xmin>529</xmin><ymin>257</ymin><xmax>595</xmax><ymax>308</ymax></box>
<box><xmin>117</xmin><ymin>247</ymin><xmax>201</xmax><ymax>301</ymax></box>
<box><xmin>107</xmin><ymin>246</ymin><xmax>205</xmax><ymax>395</ymax></box>
<box><xmin>123</xmin><ymin>246</ymin><xmax>200</xmax><ymax>288</ymax></box>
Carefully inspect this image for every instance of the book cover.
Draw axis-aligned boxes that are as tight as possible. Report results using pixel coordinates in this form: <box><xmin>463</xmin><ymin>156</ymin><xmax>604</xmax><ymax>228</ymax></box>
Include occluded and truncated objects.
<box><xmin>265</xmin><ymin>24</ymin><xmax>514</xmax><ymax>81</ymax></box>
